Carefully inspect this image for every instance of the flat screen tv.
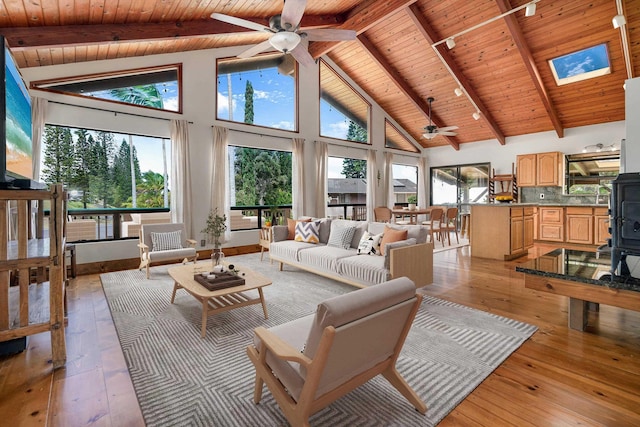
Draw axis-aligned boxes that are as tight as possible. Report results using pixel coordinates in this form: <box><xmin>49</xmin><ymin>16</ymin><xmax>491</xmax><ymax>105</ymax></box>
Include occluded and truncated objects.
<box><xmin>0</xmin><ymin>35</ymin><xmax>41</xmax><ymax>189</ymax></box>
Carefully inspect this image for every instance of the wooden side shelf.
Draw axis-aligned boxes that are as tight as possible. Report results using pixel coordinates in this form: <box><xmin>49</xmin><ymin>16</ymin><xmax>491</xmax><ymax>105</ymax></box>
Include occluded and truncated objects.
<box><xmin>489</xmin><ymin>163</ymin><xmax>518</xmax><ymax>202</ymax></box>
<box><xmin>0</xmin><ymin>184</ymin><xmax>67</xmax><ymax>369</ymax></box>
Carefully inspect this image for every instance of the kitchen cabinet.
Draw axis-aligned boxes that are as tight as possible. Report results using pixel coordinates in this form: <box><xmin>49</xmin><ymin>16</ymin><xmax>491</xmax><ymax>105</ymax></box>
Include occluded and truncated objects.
<box><xmin>471</xmin><ymin>204</ymin><xmax>534</xmax><ymax>260</ymax></box>
<box><xmin>517</xmin><ymin>151</ymin><xmax>563</xmax><ymax>187</ymax></box>
<box><xmin>595</xmin><ymin>208</ymin><xmax>611</xmax><ymax>245</ymax></box>
<box><xmin>539</xmin><ymin>207</ymin><xmax>564</xmax><ymax>242</ymax></box>
<box><xmin>566</xmin><ymin>207</ymin><xmax>594</xmax><ymax>244</ymax></box>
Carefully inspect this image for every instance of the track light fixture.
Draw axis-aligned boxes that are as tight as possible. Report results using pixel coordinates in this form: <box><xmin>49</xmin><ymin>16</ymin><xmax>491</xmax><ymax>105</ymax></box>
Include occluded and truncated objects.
<box><xmin>472</xmin><ymin>111</ymin><xmax>481</xmax><ymax>121</ymax></box>
<box><xmin>612</xmin><ymin>14</ymin><xmax>626</xmax><ymax>29</ymax></box>
<box><xmin>454</xmin><ymin>88</ymin><xmax>463</xmax><ymax>97</ymax></box>
<box><xmin>446</xmin><ymin>38</ymin><xmax>456</xmax><ymax>49</ymax></box>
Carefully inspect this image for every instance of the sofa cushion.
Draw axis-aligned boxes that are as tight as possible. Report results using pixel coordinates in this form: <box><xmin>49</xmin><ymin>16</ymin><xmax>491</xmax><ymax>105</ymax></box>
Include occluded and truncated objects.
<box><xmin>338</xmin><ymin>253</ymin><xmax>389</xmax><ymax>285</ymax></box>
<box><xmin>356</xmin><ymin>231</ymin><xmax>384</xmax><ymax>255</ymax></box>
<box><xmin>298</xmin><ymin>245</ymin><xmax>357</xmax><ymax>273</ymax></box>
<box><xmin>287</xmin><ymin>217</ymin><xmax>311</xmax><ymax>240</ymax></box>
<box><xmin>330</xmin><ymin>219</ymin><xmax>368</xmax><ymax>248</ymax></box>
<box><xmin>295</xmin><ymin>221</ymin><xmax>320</xmax><ymax>244</ymax></box>
<box><xmin>269</xmin><ymin>240</ymin><xmax>319</xmax><ymax>262</ymax></box>
<box><xmin>327</xmin><ymin>222</ymin><xmax>357</xmax><ymax>249</ymax></box>
<box><xmin>380</xmin><ymin>226</ymin><xmax>408</xmax><ymax>255</ymax></box>
<box><xmin>368</xmin><ymin>222</ymin><xmax>428</xmax><ymax>244</ymax></box>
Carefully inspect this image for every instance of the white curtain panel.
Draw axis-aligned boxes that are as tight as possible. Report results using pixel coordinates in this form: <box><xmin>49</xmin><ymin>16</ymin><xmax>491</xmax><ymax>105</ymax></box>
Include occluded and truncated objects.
<box><xmin>31</xmin><ymin>97</ymin><xmax>47</xmax><ymax>181</ymax></box>
<box><xmin>418</xmin><ymin>156</ymin><xmax>429</xmax><ymax>208</ymax></box>
<box><xmin>315</xmin><ymin>140</ymin><xmax>328</xmax><ymax>219</ymax></box>
<box><xmin>211</xmin><ymin>126</ymin><xmax>230</xmax><ymax>242</ymax></box>
<box><xmin>366</xmin><ymin>149</ymin><xmax>377</xmax><ymax>222</ymax></box>
<box><xmin>292</xmin><ymin>137</ymin><xmax>305</xmax><ymax>219</ymax></box>
<box><xmin>384</xmin><ymin>152</ymin><xmax>394</xmax><ymax>207</ymax></box>
<box><xmin>170</xmin><ymin>119</ymin><xmax>193</xmax><ymax>236</ymax></box>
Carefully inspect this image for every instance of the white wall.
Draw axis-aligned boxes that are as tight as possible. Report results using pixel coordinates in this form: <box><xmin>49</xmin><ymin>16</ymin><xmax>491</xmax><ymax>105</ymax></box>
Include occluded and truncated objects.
<box><xmin>624</xmin><ymin>77</ymin><xmax>640</xmax><ymax>173</ymax></box>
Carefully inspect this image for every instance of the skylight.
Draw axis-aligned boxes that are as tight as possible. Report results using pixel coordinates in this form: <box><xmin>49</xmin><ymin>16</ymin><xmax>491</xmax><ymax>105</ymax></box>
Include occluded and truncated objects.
<box><xmin>549</xmin><ymin>44</ymin><xmax>610</xmax><ymax>86</ymax></box>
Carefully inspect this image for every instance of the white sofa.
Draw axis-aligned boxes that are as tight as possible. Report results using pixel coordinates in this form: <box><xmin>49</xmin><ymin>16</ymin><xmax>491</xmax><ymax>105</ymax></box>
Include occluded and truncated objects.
<box><xmin>269</xmin><ymin>218</ymin><xmax>433</xmax><ymax>288</ymax></box>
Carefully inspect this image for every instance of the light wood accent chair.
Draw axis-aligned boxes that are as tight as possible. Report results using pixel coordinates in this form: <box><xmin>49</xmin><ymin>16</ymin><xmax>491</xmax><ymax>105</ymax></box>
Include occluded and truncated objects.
<box><xmin>440</xmin><ymin>207</ymin><xmax>460</xmax><ymax>246</ymax></box>
<box><xmin>259</xmin><ymin>226</ymin><xmax>273</xmax><ymax>262</ymax></box>
<box><xmin>422</xmin><ymin>207</ymin><xmax>444</xmax><ymax>245</ymax></box>
<box><xmin>138</xmin><ymin>223</ymin><xmax>198</xmax><ymax>279</ymax></box>
<box><xmin>247</xmin><ymin>277</ymin><xmax>426</xmax><ymax>427</ymax></box>
<box><xmin>373</xmin><ymin>206</ymin><xmax>393</xmax><ymax>222</ymax></box>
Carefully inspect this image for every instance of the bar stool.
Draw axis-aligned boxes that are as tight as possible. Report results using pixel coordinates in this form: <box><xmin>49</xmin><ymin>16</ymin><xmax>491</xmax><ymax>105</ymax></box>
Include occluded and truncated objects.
<box><xmin>460</xmin><ymin>213</ymin><xmax>471</xmax><ymax>239</ymax></box>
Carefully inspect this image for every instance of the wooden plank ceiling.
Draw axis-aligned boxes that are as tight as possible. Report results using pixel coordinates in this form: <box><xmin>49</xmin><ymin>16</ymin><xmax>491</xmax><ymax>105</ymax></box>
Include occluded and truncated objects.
<box><xmin>0</xmin><ymin>0</ymin><xmax>635</xmax><ymax>150</ymax></box>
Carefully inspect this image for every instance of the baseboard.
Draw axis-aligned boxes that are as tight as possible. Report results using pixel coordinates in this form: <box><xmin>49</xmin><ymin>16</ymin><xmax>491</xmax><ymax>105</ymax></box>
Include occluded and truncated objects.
<box><xmin>75</xmin><ymin>244</ymin><xmax>262</xmax><ymax>276</ymax></box>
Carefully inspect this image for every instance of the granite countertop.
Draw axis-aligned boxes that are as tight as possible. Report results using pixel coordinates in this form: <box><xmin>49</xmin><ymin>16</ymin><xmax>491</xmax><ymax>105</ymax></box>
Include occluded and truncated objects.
<box><xmin>515</xmin><ymin>248</ymin><xmax>640</xmax><ymax>292</ymax></box>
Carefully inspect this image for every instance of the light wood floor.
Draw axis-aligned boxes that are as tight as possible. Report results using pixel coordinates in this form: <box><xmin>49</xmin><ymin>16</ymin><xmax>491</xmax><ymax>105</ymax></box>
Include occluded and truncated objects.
<box><xmin>1</xmin><ymin>244</ymin><xmax>639</xmax><ymax>426</ymax></box>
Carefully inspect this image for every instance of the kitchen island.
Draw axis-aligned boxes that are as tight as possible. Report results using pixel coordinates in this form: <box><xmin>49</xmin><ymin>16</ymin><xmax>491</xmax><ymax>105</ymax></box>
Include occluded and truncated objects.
<box><xmin>470</xmin><ymin>203</ymin><xmax>536</xmax><ymax>260</ymax></box>
<box><xmin>516</xmin><ymin>248</ymin><xmax>640</xmax><ymax>331</ymax></box>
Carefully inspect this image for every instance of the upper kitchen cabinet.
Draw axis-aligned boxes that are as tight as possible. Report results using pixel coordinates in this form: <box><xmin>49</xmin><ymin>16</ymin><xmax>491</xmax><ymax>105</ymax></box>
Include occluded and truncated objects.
<box><xmin>517</xmin><ymin>151</ymin><xmax>563</xmax><ymax>187</ymax></box>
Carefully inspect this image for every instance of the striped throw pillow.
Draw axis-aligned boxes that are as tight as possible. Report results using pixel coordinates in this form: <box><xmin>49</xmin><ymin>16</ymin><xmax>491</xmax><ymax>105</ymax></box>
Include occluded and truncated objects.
<box><xmin>151</xmin><ymin>230</ymin><xmax>182</xmax><ymax>251</ymax></box>
<box><xmin>294</xmin><ymin>221</ymin><xmax>320</xmax><ymax>244</ymax></box>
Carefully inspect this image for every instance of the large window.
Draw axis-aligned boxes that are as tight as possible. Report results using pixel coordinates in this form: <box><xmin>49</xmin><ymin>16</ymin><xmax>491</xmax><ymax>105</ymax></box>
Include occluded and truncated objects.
<box><xmin>32</xmin><ymin>65</ymin><xmax>181</xmax><ymax>112</ymax></box>
<box><xmin>431</xmin><ymin>163</ymin><xmax>489</xmax><ymax>213</ymax></box>
<box><xmin>217</xmin><ymin>54</ymin><xmax>297</xmax><ymax>131</ymax></box>
<box><xmin>386</xmin><ymin>120</ymin><xmax>419</xmax><ymax>153</ymax></box>
<box><xmin>565</xmin><ymin>151</ymin><xmax>619</xmax><ymax>197</ymax></box>
<box><xmin>229</xmin><ymin>146</ymin><xmax>292</xmax><ymax>229</ymax></box>
<box><xmin>327</xmin><ymin>156</ymin><xmax>367</xmax><ymax>219</ymax></box>
<box><xmin>392</xmin><ymin>164</ymin><xmax>418</xmax><ymax>205</ymax></box>
<box><xmin>41</xmin><ymin>125</ymin><xmax>170</xmax><ymax>209</ymax></box>
<box><xmin>320</xmin><ymin>60</ymin><xmax>370</xmax><ymax>143</ymax></box>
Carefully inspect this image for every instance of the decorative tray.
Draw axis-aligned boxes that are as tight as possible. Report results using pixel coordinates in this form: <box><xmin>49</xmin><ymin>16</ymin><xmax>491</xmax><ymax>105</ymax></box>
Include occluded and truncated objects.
<box><xmin>194</xmin><ymin>271</ymin><xmax>246</xmax><ymax>291</ymax></box>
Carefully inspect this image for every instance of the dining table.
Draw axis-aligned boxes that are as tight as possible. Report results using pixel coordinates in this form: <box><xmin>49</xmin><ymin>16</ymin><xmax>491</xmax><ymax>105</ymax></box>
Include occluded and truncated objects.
<box><xmin>391</xmin><ymin>207</ymin><xmax>434</xmax><ymax>224</ymax></box>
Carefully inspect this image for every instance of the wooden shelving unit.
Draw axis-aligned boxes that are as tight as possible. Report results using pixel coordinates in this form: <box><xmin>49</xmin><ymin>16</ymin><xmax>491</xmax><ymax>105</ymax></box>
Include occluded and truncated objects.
<box><xmin>489</xmin><ymin>163</ymin><xmax>518</xmax><ymax>203</ymax></box>
<box><xmin>0</xmin><ymin>184</ymin><xmax>67</xmax><ymax>368</ymax></box>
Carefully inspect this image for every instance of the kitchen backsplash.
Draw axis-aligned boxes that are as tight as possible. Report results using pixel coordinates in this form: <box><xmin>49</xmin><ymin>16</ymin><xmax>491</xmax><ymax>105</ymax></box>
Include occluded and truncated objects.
<box><xmin>520</xmin><ymin>187</ymin><xmax>609</xmax><ymax>205</ymax></box>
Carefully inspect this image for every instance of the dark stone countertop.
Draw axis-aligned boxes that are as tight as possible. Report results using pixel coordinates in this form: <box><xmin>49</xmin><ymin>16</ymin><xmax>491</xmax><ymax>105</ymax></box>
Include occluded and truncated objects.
<box><xmin>515</xmin><ymin>248</ymin><xmax>640</xmax><ymax>292</ymax></box>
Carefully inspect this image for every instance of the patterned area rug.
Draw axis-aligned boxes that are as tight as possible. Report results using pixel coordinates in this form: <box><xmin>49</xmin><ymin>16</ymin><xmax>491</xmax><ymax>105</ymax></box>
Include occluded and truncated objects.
<box><xmin>101</xmin><ymin>253</ymin><xmax>536</xmax><ymax>427</ymax></box>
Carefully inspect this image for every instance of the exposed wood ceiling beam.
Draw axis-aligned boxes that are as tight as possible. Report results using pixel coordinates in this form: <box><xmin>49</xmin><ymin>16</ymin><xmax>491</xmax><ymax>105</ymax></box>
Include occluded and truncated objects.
<box><xmin>407</xmin><ymin>4</ymin><xmax>506</xmax><ymax>146</ymax></box>
<box><xmin>495</xmin><ymin>0</ymin><xmax>564</xmax><ymax>138</ymax></box>
<box><xmin>308</xmin><ymin>0</ymin><xmax>418</xmax><ymax>59</ymax></box>
<box><xmin>357</xmin><ymin>34</ymin><xmax>460</xmax><ymax>150</ymax></box>
<box><xmin>1</xmin><ymin>15</ymin><xmax>344</xmax><ymax>50</ymax></box>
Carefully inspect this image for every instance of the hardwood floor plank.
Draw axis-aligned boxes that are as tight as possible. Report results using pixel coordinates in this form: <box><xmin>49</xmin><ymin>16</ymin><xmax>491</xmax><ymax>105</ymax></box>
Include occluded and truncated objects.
<box><xmin>1</xmin><ymin>245</ymin><xmax>639</xmax><ymax>426</ymax></box>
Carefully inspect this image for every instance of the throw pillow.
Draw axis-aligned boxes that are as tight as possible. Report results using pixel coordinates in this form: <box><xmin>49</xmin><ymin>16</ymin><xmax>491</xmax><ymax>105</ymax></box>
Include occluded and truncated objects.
<box><xmin>150</xmin><ymin>230</ymin><xmax>182</xmax><ymax>251</ymax></box>
<box><xmin>380</xmin><ymin>226</ymin><xmax>408</xmax><ymax>256</ymax></box>
<box><xmin>294</xmin><ymin>221</ymin><xmax>320</xmax><ymax>243</ymax></box>
<box><xmin>327</xmin><ymin>223</ymin><xmax>357</xmax><ymax>250</ymax></box>
<box><xmin>356</xmin><ymin>231</ymin><xmax>384</xmax><ymax>255</ymax></box>
<box><xmin>287</xmin><ymin>217</ymin><xmax>312</xmax><ymax>240</ymax></box>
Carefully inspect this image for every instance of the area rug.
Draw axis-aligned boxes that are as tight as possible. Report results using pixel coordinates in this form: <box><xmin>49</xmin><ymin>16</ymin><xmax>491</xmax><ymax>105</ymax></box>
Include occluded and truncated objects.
<box><xmin>433</xmin><ymin>238</ymin><xmax>469</xmax><ymax>253</ymax></box>
<box><xmin>101</xmin><ymin>253</ymin><xmax>536</xmax><ymax>426</ymax></box>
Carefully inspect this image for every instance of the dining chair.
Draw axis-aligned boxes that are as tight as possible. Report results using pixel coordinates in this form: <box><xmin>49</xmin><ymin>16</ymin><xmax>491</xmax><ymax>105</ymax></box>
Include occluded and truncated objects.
<box><xmin>374</xmin><ymin>206</ymin><xmax>393</xmax><ymax>223</ymax></box>
<box><xmin>421</xmin><ymin>207</ymin><xmax>443</xmax><ymax>245</ymax></box>
<box><xmin>440</xmin><ymin>207</ymin><xmax>459</xmax><ymax>246</ymax></box>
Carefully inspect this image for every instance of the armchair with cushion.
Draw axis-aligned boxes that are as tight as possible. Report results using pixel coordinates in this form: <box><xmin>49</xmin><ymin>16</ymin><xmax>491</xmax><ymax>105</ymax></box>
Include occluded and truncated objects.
<box><xmin>138</xmin><ymin>223</ymin><xmax>198</xmax><ymax>278</ymax></box>
<box><xmin>247</xmin><ymin>277</ymin><xmax>426</xmax><ymax>426</ymax></box>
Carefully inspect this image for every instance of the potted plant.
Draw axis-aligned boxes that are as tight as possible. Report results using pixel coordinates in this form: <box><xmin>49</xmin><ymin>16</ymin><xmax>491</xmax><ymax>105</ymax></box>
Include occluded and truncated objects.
<box><xmin>202</xmin><ymin>208</ymin><xmax>227</xmax><ymax>267</ymax></box>
<box><xmin>408</xmin><ymin>195</ymin><xmax>417</xmax><ymax>211</ymax></box>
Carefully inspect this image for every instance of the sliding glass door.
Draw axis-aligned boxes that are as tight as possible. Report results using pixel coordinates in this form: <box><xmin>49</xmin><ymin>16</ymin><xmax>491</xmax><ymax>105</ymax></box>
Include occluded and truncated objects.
<box><xmin>431</xmin><ymin>163</ymin><xmax>490</xmax><ymax>214</ymax></box>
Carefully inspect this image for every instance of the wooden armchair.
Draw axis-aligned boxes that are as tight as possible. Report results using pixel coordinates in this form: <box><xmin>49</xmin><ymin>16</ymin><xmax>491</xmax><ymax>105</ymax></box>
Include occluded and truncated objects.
<box><xmin>138</xmin><ymin>223</ymin><xmax>198</xmax><ymax>278</ymax></box>
<box><xmin>247</xmin><ymin>277</ymin><xmax>426</xmax><ymax>426</ymax></box>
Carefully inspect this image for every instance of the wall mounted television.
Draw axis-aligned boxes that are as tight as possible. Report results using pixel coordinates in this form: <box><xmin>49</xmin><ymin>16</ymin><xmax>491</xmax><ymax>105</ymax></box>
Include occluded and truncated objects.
<box><xmin>0</xmin><ymin>35</ymin><xmax>42</xmax><ymax>189</ymax></box>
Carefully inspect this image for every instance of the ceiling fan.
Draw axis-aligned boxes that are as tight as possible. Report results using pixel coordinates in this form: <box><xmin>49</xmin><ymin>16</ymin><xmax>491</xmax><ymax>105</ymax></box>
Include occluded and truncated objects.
<box><xmin>422</xmin><ymin>97</ymin><xmax>458</xmax><ymax>140</ymax></box>
<box><xmin>210</xmin><ymin>0</ymin><xmax>356</xmax><ymax>67</ymax></box>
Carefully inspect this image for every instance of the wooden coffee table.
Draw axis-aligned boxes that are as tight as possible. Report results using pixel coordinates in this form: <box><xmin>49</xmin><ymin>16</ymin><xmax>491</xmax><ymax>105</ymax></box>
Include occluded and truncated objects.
<box><xmin>168</xmin><ymin>262</ymin><xmax>271</xmax><ymax>337</ymax></box>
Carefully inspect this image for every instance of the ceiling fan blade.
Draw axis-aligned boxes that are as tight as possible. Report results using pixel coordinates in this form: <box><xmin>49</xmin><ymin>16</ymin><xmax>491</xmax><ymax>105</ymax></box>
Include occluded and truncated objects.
<box><xmin>437</xmin><ymin>125</ymin><xmax>459</xmax><ymax>132</ymax></box>
<box><xmin>237</xmin><ymin>39</ymin><xmax>274</xmax><ymax>58</ymax></box>
<box><xmin>302</xmin><ymin>28</ymin><xmax>357</xmax><ymax>41</ymax></box>
<box><xmin>438</xmin><ymin>131</ymin><xmax>458</xmax><ymax>136</ymax></box>
<box><xmin>289</xmin><ymin>43</ymin><xmax>315</xmax><ymax>67</ymax></box>
<box><xmin>281</xmin><ymin>0</ymin><xmax>307</xmax><ymax>30</ymax></box>
<box><xmin>210</xmin><ymin>13</ymin><xmax>270</xmax><ymax>32</ymax></box>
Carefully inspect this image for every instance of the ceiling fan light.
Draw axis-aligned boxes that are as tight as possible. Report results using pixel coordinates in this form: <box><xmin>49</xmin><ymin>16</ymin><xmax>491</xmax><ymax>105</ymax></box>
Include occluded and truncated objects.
<box><xmin>446</xmin><ymin>38</ymin><xmax>456</xmax><ymax>49</ymax></box>
<box><xmin>472</xmin><ymin>111</ymin><xmax>481</xmax><ymax>120</ymax></box>
<box><xmin>454</xmin><ymin>88</ymin><xmax>463</xmax><ymax>97</ymax></box>
<box><xmin>270</xmin><ymin>31</ymin><xmax>301</xmax><ymax>53</ymax></box>
<box><xmin>612</xmin><ymin>14</ymin><xmax>626</xmax><ymax>29</ymax></box>
<box><xmin>525</xmin><ymin>3</ymin><xmax>537</xmax><ymax>17</ymax></box>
